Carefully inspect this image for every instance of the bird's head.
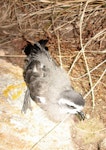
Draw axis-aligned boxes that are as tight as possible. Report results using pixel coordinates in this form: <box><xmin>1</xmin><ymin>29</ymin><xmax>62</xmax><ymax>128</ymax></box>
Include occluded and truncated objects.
<box><xmin>58</xmin><ymin>89</ymin><xmax>85</xmax><ymax>120</ymax></box>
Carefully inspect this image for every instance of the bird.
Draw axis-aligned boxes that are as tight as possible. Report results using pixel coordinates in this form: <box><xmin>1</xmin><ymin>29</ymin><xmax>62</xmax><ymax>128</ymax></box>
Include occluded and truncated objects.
<box><xmin>22</xmin><ymin>39</ymin><xmax>85</xmax><ymax>122</ymax></box>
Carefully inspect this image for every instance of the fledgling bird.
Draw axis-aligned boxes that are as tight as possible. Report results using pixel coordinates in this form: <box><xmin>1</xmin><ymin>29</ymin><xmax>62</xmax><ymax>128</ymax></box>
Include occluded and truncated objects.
<box><xmin>22</xmin><ymin>39</ymin><xmax>85</xmax><ymax>122</ymax></box>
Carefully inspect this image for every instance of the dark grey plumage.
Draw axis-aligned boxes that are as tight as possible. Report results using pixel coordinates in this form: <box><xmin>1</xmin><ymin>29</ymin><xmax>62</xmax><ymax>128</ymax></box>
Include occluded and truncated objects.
<box><xmin>22</xmin><ymin>40</ymin><xmax>85</xmax><ymax>122</ymax></box>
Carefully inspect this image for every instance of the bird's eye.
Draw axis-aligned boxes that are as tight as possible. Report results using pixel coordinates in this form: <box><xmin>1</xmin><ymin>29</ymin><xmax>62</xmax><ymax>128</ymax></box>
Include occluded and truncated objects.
<box><xmin>43</xmin><ymin>65</ymin><xmax>46</xmax><ymax>68</ymax></box>
<box><xmin>66</xmin><ymin>104</ymin><xmax>76</xmax><ymax>109</ymax></box>
<box><xmin>42</xmin><ymin>65</ymin><xmax>47</xmax><ymax>71</ymax></box>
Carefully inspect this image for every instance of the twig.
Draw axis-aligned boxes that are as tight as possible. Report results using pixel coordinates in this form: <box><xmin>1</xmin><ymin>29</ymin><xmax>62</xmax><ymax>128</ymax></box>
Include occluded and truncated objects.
<box><xmin>71</xmin><ymin>59</ymin><xmax>106</xmax><ymax>80</ymax></box>
<box><xmin>51</xmin><ymin>2</ymin><xmax>63</xmax><ymax>68</ymax></box>
<box><xmin>30</xmin><ymin>114</ymin><xmax>70</xmax><ymax>150</ymax></box>
<box><xmin>75</xmin><ymin>126</ymin><xmax>106</xmax><ymax>134</ymax></box>
<box><xmin>57</xmin><ymin>33</ymin><xmax>63</xmax><ymax>68</ymax></box>
<box><xmin>84</xmin><ymin>28</ymin><xmax>106</xmax><ymax>50</ymax></box>
<box><xmin>84</xmin><ymin>69</ymin><xmax>106</xmax><ymax>99</ymax></box>
<box><xmin>0</xmin><ymin>55</ymin><xmax>25</xmax><ymax>58</ymax></box>
<box><xmin>80</xmin><ymin>0</ymin><xmax>95</xmax><ymax>109</ymax></box>
<box><xmin>68</xmin><ymin>51</ymin><xmax>82</xmax><ymax>75</ymax></box>
<box><xmin>67</xmin><ymin>27</ymin><xmax>106</xmax><ymax>75</ymax></box>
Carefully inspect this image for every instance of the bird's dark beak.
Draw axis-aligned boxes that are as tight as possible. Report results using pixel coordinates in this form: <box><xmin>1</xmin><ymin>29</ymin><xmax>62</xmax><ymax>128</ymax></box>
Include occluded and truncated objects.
<box><xmin>77</xmin><ymin>111</ymin><xmax>85</xmax><ymax>120</ymax></box>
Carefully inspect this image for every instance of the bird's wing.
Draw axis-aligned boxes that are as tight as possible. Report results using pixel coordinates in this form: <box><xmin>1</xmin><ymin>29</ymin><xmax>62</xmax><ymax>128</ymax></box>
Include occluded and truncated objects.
<box><xmin>24</xmin><ymin>58</ymin><xmax>49</xmax><ymax>100</ymax></box>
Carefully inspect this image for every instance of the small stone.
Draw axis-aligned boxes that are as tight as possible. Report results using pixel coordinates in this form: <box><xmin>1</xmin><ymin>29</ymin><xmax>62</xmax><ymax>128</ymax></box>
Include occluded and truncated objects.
<box><xmin>86</xmin><ymin>114</ymin><xmax>90</xmax><ymax>119</ymax></box>
<box><xmin>99</xmin><ymin>138</ymin><xmax>106</xmax><ymax>150</ymax></box>
<box><xmin>0</xmin><ymin>50</ymin><xmax>5</xmax><ymax>56</ymax></box>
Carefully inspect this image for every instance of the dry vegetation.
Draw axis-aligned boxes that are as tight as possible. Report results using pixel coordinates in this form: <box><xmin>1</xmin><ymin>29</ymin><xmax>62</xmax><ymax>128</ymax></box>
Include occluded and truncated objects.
<box><xmin>0</xmin><ymin>0</ymin><xmax>106</xmax><ymax>149</ymax></box>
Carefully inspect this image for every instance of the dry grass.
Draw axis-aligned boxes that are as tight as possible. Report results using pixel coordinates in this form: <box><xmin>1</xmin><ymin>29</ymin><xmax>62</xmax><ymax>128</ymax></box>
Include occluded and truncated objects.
<box><xmin>0</xmin><ymin>0</ymin><xmax>106</xmax><ymax>149</ymax></box>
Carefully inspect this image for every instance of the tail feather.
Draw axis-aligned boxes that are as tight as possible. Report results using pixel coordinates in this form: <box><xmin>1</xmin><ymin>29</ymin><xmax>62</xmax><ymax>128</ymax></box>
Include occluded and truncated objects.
<box><xmin>24</xmin><ymin>43</ymin><xmax>33</xmax><ymax>56</ymax></box>
<box><xmin>38</xmin><ymin>39</ymin><xmax>48</xmax><ymax>51</ymax></box>
<box><xmin>24</xmin><ymin>39</ymin><xmax>48</xmax><ymax>56</ymax></box>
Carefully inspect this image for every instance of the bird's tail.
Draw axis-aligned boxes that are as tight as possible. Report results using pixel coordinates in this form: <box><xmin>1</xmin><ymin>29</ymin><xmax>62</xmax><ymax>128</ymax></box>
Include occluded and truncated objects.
<box><xmin>24</xmin><ymin>39</ymin><xmax>48</xmax><ymax>56</ymax></box>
